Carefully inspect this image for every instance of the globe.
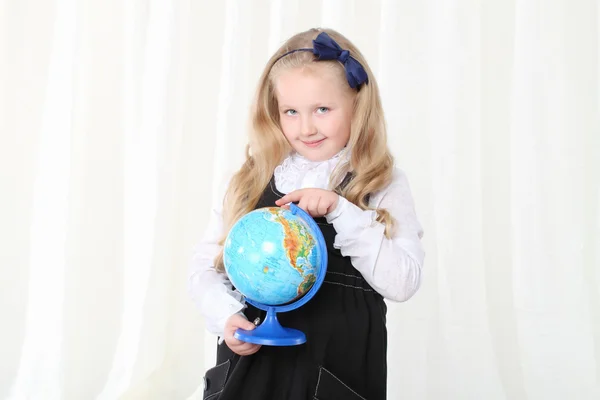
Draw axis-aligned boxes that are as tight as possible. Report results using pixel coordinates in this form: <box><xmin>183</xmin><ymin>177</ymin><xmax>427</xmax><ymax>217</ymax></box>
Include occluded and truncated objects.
<box><xmin>223</xmin><ymin>204</ymin><xmax>327</xmax><ymax>346</ymax></box>
<box><xmin>224</xmin><ymin>206</ymin><xmax>321</xmax><ymax>305</ymax></box>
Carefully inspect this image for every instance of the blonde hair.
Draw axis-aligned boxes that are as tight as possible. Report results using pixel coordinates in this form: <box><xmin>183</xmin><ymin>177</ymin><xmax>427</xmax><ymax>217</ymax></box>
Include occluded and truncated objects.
<box><xmin>214</xmin><ymin>27</ymin><xmax>395</xmax><ymax>272</ymax></box>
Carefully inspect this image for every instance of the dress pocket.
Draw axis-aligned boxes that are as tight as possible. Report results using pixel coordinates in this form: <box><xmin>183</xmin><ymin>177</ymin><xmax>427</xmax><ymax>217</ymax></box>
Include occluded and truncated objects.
<box><xmin>314</xmin><ymin>366</ymin><xmax>367</xmax><ymax>400</ymax></box>
<box><xmin>202</xmin><ymin>359</ymin><xmax>231</xmax><ymax>400</ymax></box>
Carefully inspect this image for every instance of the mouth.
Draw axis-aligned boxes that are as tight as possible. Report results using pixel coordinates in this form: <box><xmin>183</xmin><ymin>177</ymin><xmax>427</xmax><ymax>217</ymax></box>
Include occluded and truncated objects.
<box><xmin>301</xmin><ymin>138</ymin><xmax>325</xmax><ymax>148</ymax></box>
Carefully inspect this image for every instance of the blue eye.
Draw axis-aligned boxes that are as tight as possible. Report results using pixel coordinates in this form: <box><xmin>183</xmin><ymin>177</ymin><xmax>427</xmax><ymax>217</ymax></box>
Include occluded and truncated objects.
<box><xmin>284</xmin><ymin>109</ymin><xmax>297</xmax><ymax>116</ymax></box>
<box><xmin>316</xmin><ymin>107</ymin><xmax>329</xmax><ymax>114</ymax></box>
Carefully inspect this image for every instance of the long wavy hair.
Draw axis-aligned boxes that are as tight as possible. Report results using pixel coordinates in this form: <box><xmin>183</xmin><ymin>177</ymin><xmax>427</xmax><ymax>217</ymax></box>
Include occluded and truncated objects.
<box><xmin>214</xmin><ymin>27</ymin><xmax>395</xmax><ymax>272</ymax></box>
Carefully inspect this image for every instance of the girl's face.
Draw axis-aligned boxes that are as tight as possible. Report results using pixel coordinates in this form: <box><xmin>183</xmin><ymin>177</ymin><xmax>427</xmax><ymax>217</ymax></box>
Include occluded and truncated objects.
<box><xmin>275</xmin><ymin>64</ymin><xmax>354</xmax><ymax>162</ymax></box>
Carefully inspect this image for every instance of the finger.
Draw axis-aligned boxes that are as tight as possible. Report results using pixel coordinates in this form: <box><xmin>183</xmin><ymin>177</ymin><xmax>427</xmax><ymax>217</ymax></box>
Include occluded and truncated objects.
<box><xmin>275</xmin><ymin>190</ymin><xmax>304</xmax><ymax>206</ymax></box>
<box><xmin>327</xmin><ymin>193</ymin><xmax>339</xmax><ymax>214</ymax></box>
<box><xmin>306</xmin><ymin>196</ymin><xmax>320</xmax><ymax>217</ymax></box>
<box><xmin>245</xmin><ymin>344</ymin><xmax>262</xmax><ymax>356</ymax></box>
<box><xmin>298</xmin><ymin>197</ymin><xmax>310</xmax><ymax>213</ymax></box>
<box><xmin>225</xmin><ymin>325</ymin><xmax>254</xmax><ymax>346</ymax></box>
<box><xmin>317</xmin><ymin>196</ymin><xmax>329</xmax><ymax>216</ymax></box>
<box><xmin>225</xmin><ymin>330</ymin><xmax>242</xmax><ymax>346</ymax></box>
<box><xmin>229</xmin><ymin>326</ymin><xmax>256</xmax><ymax>345</ymax></box>
<box><xmin>225</xmin><ymin>334</ymin><xmax>244</xmax><ymax>347</ymax></box>
<box><xmin>230</xmin><ymin>341</ymin><xmax>251</xmax><ymax>355</ymax></box>
<box><xmin>229</xmin><ymin>343</ymin><xmax>249</xmax><ymax>356</ymax></box>
<box><xmin>237</xmin><ymin>342</ymin><xmax>258</xmax><ymax>354</ymax></box>
<box><xmin>238</xmin><ymin>344</ymin><xmax>262</xmax><ymax>356</ymax></box>
<box><xmin>241</xmin><ymin>319</ymin><xmax>256</xmax><ymax>330</ymax></box>
<box><xmin>229</xmin><ymin>315</ymin><xmax>256</xmax><ymax>331</ymax></box>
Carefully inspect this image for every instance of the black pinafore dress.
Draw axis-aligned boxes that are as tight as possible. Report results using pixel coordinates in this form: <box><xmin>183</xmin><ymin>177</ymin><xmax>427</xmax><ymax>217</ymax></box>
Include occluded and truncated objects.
<box><xmin>202</xmin><ymin>177</ymin><xmax>388</xmax><ymax>400</ymax></box>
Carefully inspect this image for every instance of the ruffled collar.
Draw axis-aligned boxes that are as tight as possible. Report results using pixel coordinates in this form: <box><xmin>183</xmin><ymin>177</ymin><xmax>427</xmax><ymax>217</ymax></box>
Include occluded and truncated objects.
<box><xmin>273</xmin><ymin>150</ymin><xmax>348</xmax><ymax>194</ymax></box>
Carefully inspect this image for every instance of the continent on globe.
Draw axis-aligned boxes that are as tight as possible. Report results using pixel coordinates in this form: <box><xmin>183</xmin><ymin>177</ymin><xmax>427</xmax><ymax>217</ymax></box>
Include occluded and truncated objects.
<box><xmin>269</xmin><ymin>208</ymin><xmax>316</xmax><ymax>293</ymax></box>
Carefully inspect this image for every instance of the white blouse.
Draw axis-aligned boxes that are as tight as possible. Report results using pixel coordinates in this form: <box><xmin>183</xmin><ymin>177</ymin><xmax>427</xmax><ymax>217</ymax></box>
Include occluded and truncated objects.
<box><xmin>188</xmin><ymin>152</ymin><xmax>425</xmax><ymax>337</ymax></box>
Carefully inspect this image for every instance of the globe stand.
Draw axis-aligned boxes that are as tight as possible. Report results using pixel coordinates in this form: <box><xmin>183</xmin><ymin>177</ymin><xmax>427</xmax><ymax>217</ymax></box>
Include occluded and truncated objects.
<box><xmin>234</xmin><ymin>306</ymin><xmax>306</xmax><ymax>346</ymax></box>
<box><xmin>231</xmin><ymin>203</ymin><xmax>327</xmax><ymax>347</ymax></box>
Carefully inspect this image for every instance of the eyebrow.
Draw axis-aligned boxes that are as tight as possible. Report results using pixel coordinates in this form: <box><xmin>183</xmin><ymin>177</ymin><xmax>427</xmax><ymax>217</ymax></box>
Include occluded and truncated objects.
<box><xmin>278</xmin><ymin>103</ymin><xmax>335</xmax><ymax>110</ymax></box>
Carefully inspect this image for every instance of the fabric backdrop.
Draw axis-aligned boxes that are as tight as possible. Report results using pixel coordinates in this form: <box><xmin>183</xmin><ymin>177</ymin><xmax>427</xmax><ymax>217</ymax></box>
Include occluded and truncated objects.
<box><xmin>1</xmin><ymin>0</ymin><xmax>598</xmax><ymax>399</ymax></box>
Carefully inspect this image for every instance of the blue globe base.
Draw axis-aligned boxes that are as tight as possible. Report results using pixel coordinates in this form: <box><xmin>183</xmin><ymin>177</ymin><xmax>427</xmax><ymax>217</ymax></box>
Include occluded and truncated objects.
<box><xmin>233</xmin><ymin>307</ymin><xmax>306</xmax><ymax>346</ymax></box>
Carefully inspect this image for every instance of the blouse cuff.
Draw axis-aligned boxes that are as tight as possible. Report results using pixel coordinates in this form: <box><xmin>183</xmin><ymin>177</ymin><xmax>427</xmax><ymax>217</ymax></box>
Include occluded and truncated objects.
<box><xmin>202</xmin><ymin>288</ymin><xmax>246</xmax><ymax>336</ymax></box>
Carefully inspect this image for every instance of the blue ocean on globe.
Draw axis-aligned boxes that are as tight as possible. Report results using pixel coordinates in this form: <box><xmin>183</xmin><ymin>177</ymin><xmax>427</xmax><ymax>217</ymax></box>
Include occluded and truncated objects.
<box><xmin>224</xmin><ymin>207</ymin><xmax>321</xmax><ymax>306</ymax></box>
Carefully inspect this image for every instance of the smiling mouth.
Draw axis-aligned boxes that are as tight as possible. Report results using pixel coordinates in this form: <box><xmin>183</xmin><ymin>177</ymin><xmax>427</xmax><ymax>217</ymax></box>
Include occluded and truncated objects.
<box><xmin>302</xmin><ymin>138</ymin><xmax>325</xmax><ymax>147</ymax></box>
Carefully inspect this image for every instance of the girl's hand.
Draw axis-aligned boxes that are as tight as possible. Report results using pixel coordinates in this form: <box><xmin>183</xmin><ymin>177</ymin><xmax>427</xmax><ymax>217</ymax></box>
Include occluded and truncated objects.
<box><xmin>275</xmin><ymin>188</ymin><xmax>339</xmax><ymax>218</ymax></box>
<box><xmin>224</xmin><ymin>314</ymin><xmax>262</xmax><ymax>356</ymax></box>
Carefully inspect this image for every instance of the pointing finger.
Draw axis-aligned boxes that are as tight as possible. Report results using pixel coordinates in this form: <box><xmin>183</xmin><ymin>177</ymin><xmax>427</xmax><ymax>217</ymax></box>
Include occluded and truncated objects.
<box><xmin>275</xmin><ymin>190</ymin><xmax>304</xmax><ymax>206</ymax></box>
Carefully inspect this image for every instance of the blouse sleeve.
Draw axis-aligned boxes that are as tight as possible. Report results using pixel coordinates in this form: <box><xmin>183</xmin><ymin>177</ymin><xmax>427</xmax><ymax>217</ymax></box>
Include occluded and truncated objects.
<box><xmin>187</xmin><ymin>176</ymin><xmax>246</xmax><ymax>338</ymax></box>
<box><xmin>325</xmin><ymin>168</ymin><xmax>425</xmax><ymax>302</ymax></box>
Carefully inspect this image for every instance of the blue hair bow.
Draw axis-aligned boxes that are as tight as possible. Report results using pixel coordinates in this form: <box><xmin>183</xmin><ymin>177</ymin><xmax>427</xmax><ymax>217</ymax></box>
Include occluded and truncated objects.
<box><xmin>274</xmin><ymin>32</ymin><xmax>369</xmax><ymax>89</ymax></box>
<box><xmin>311</xmin><ymin>32</ymin><xmax>368</xmax><ymax>89</ymax></box>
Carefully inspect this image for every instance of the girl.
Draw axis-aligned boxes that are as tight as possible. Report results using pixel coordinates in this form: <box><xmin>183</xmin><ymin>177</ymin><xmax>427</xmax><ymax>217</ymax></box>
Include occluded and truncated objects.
<box><xmin>189</xmin><ymin>27</ymin><xmax>424</xmax><ymax>400</ymax></box>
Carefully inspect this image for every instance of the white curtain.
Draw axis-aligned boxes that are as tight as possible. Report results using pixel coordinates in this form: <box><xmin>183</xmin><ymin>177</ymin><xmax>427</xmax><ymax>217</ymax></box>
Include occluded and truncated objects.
<box><xmin>1</xmin><ymin>0</ymin><xmax>598</xmax><ymax>399</ymax></box>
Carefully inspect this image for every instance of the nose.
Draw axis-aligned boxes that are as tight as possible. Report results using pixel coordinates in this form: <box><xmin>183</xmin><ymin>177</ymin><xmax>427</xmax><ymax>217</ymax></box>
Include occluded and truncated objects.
<box><xmin>300</xmin><ymin>115</ymin><xmax>318</xmax><ymax>137</ymax></box>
